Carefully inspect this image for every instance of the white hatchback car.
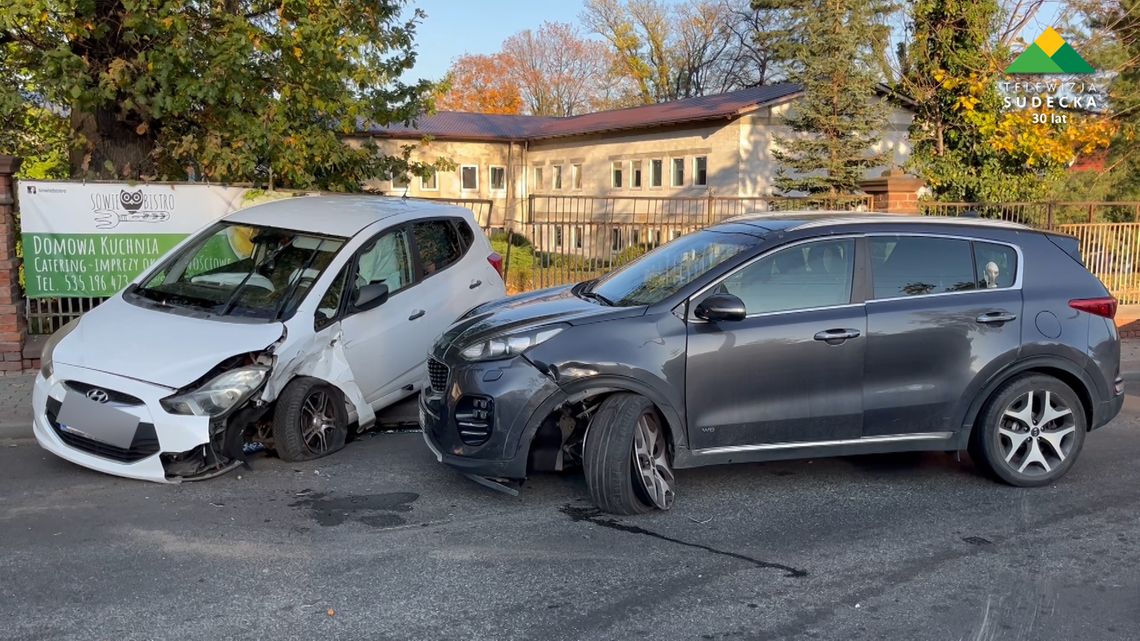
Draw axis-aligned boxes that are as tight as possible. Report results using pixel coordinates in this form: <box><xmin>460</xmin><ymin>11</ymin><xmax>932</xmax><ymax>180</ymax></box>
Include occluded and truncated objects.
<box><xmin>33</xmin><ymin>196</ymin><xmax>506</xmax><ymax>482</ymax></box>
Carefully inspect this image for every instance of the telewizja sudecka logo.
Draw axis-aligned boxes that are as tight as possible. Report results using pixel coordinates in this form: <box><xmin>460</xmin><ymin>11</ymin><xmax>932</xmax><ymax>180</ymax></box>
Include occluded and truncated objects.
<box><xmin>1006</xmin><ymin>27</ymin><xmax>1095</xmax><ymax>74</ymax></box>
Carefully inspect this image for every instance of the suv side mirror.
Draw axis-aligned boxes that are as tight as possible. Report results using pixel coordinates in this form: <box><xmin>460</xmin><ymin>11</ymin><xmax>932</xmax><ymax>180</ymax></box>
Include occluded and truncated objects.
<box><xmin>353</xmin><ymin>282</ymin><xmax>389</xmax><ymax>311</ymax></box>
<box><xmin>694</xmin><ymin>293</ymin><xmax>747</xmax><ymax>322</ymax></box>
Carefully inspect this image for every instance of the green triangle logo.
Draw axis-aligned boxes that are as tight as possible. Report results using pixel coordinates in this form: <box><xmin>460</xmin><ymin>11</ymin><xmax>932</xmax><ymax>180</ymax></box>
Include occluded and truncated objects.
<box><xmin>1005</xmin><ymin>28</ymin><xmax>1095</xmax><ymax>74</ymax></box>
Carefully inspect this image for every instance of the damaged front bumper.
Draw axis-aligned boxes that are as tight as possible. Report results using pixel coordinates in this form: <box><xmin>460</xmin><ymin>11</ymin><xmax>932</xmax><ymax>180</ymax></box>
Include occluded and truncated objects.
<box><xmin>419</xmin><ymin>353</ymin><xmax>566</xmax><ymax>481</ymax></box>
<box><xmin>32</xmin><ymin>362</ymin><xmax>246</xmax><ymax>483</ymax></box>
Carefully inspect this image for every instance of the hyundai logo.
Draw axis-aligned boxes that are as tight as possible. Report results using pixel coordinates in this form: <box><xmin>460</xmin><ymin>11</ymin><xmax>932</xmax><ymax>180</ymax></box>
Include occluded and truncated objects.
<box><xmin>85</xmin><ymin>388</ymin><xmax>110</xmax><ymax>404</ymax></box>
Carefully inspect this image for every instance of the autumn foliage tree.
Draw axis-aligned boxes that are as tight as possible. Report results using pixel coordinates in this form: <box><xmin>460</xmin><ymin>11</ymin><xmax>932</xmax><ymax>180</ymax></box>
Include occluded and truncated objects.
<box><xmin>901</xmin><ymin>0</ymin><xmax>1116</xmax><ymax>201</ymax></box>
<box><xmin>435</xmin><ymin>53</ymin><xmax>524</xmax><ymax>114</ymax></box>
<box><xmin>0</xmin><ymin>0</ymin><xmax>448</xmax><ymax>190</ymax></box>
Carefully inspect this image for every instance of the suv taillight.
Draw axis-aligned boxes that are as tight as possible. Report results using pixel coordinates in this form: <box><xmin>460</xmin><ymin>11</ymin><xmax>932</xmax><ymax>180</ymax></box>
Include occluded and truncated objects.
<box><xmin>487</xmin><ymin>252</ymin><xmax>503</xmax><ymax>278</ymax></box>
<box><xmin>1069</xmin><ymin>297</ymin><xmax>1117</xmax><ymax>319</ymax></box>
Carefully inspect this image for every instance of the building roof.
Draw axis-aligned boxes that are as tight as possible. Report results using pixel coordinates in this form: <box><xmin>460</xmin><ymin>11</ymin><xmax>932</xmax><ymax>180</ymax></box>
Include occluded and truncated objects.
<box><xmin>364</xmin><ymin>84</ymin><xmax>805</xmax><ymax>142</ymax></box>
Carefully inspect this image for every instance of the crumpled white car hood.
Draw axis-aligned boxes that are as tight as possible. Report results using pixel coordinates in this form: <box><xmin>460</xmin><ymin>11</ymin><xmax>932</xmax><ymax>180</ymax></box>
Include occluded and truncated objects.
<box><xmin>53</xmin><ymin>295</ymin><xmax>284</xmax><ymax>389</ymax></box>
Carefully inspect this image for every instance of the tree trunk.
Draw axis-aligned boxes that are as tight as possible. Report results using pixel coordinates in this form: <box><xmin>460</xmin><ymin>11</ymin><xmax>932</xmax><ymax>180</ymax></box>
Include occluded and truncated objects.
<box><xmin>70</xmin><ymin>108</ymin><xmax>156</xmax><ymax>179</ymax></box>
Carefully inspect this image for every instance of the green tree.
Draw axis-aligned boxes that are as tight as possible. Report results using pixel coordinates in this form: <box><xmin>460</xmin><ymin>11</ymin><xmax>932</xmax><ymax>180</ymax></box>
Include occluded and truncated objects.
<box><xmin>1088</xmin><ymin>0</ymin><xmax>1140</xmax><ymax>200</ymax></box>
<box><xmin>902</xmin><ymin>0</ymin><xmax>1118</xmax><ymax>202</ymax></box>
<box><xmin>0</xmin><ymin>0</ymin><xmax>448</xmax><ymax>190</ymax></box>
<box><xmin>901</xmin><ymin>0</ymin><xmax>1012</xmax><ymax>200</ymax></box>
<box><xmin>752</xmin><ymin>0</ymin><xmax>896</xmax><ymax>195</ymax></box>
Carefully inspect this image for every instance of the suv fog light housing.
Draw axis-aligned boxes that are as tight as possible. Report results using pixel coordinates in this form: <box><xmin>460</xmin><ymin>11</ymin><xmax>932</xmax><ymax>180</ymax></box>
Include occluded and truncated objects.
<box><xmin>459</xmin><ymin>326</ymin><xmax>565</xmax><ymax>362</ymax></box>
<box><xmin>161</xmin><ymin>366</ymin><xmax>269</xmax><ymax>417</ymax></box>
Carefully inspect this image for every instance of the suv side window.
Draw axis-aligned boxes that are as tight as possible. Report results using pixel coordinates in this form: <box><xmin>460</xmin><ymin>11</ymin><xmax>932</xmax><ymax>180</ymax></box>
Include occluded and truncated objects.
<box><xmin>720</xmin><ymin>238</ymin><xmax>855</xmax><ymax>315</ymax></box>
<box><xmin>413</xmin><ymin>219</ymin><xmax>466</xmax><ymax>276</ymax></box>
<box><xmin>870</xmin><ymin>236</ymin><xmax>976</xmax><ymax>299</ymax></box>
<box><xmin>974</xmin><ymin>241</ymin><xmax>1017</xmax><ymax>289</ymax></box>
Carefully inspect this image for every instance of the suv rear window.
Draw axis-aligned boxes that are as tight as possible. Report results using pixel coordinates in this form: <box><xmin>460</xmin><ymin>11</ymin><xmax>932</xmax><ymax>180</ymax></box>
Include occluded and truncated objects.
<box><xmin>870</xmin><ymin>236</ymin><xmax>976</xmax><ymax>298</ymax></box>
<box><xmin>974</xmin><ymin>241</ymin><xmax>1017</xmax><ymax>289</ymax></box>
<box><xmin>413</xmin><ymin>219</ymin><xmax>468</xmax><ymax>276</ymax></box>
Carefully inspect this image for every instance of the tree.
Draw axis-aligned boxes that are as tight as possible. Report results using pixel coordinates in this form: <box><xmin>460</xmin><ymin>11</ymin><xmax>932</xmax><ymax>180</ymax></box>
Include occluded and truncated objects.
<box><xmin>436</xmin><ymin>54</ymin><xmax>523</xmax><ymax>114</ymax></box>
<box><xmin>1081</xmin><ymin>0</ymin><xmax>1140</xmax><ymax>200</ymax></box>
<box><xmin>583</xmin><ymin>0</ymin><xmax>777</xmax><ymax>104</ymax></box>
<box><xmin>0</xmin><ymin>0</ymin><xmax>447</xmax><ymax>190</ymax></box>
<box><xmin>900</xmin><ymin>0</ymin><xmax>1117</xmax><ymax>201</ymax></box>
<box><xmin>502</xmin><ymin>22</ymin><xmax>612</xmax><ymax>116</ymax></box>
<box><xmin>753</xmin><ymin>0</ymin><xmax>896</xmax><ymax>195</ymax></box>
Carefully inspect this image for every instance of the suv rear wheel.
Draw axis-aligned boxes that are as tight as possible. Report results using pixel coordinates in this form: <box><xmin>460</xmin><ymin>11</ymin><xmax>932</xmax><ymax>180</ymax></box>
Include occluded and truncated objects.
<box><xmin>583</xmin><ymin>393</ymin><xmax>675</xmax><ymax>514</ymax></box>
<box><xmin>971</xmin><ymin>374</ymin><xmax>1087</xmax><ymax>487</ymax></box>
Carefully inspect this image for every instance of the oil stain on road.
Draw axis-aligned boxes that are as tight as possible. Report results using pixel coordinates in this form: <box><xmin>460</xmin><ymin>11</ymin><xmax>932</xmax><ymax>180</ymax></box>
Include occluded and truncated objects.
<box><xmin>290</xmin><ymin>491</ymin><xmax>419</xmax><ymax>528</ymax></box>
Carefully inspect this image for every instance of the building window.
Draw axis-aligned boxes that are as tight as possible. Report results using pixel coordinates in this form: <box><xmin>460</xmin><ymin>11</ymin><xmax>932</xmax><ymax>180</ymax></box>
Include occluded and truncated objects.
<box><xmin>631</xmin><ymin>160</ymin><xmax>643</xmax><ymax>189</ymax></box>
<box><xmin>649</xmin><ymin>229</ymin><xmax>661</xmax><ymax>246</ymax></box>
<box><xmin>650</xmin><ymin>159</ymin><xmax>663</xmax><ymax>187</ymax></box>
<box><xmin>460</xmin><ymin>165</ymin><xmax>479</xmax><ymax>191</ymax></box>
<box><xmin>392</xmin><ymin>172</ymin><xmax>409</xmax><ymax>190</ymax></box>
<box><xmin>571</xmin><ymin>163</ymin><xmax>582</xmax><ymax>190</ymax></box>
<box><xmin>574</xmin><ymin>226</ymin><xmax>584</xmax><ymax>249</ymax></box>
<box><xmin>611</xmin><ymin>161</ymin><xmax>623</xmax><ymax>189</ymax></box>
<box><xmin>533</xmin><ymin>166</ymin><xmax>544</xmax><ymax>191</ymax></box>
<box><xmin>631</xmin><ymin>229</ymin><xmax>640</xmax><ymax>245</ymax></box>
<box><xmin>611</xmin><ymin>227</ymin><xmax>621</xmax><ymax>251</ymax></box>
<box><xmin>421</xmin><ymin>171</ymin><xmax>438</xmax><ymax>191</ymax></box>
<box><xmin>670</xmin><ymin>229</ymin><xmax>681</xmax><ymax>241</ymax></box>
<box><xmin>694</xmin><ymin>156</ymin><xmax>707</xmax><ymax>186</ymax></box>
<box><xmin>671</xmin><ymin>158</ymin><xmax>685</xmax><ymax>187</ymax></box>
<box><xmin>553</xmin><ymin>165</ymin><xmax>563</xmax><ymax>190</ymax></box>
<box><xmin>554</xmin><ymin>225</ymin><xmax>564</xmax><ymax>248</ymax></box>
<box><xmin>490</xmin><ymin>166</ymin><xmax>506</xmax><ymax>191</ymax></box>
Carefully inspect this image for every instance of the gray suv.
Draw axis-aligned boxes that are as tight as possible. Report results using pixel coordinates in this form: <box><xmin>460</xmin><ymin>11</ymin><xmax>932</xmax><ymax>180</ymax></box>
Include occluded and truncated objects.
<box><xmin>420</xmin><ymin>214</ymin><xmax>1123</xmax><ymax>514</ymax></box>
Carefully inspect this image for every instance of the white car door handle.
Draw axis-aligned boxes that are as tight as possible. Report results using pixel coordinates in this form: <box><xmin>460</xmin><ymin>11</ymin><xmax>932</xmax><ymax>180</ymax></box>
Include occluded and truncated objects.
<box><xmin>408</xmin><ymin>309</ymin><xmax>425</xmax><ymax>321</ymax></box>
<box><xmin>469</xmin><ymin>279</ymin><xmax>482</xmax><ymax>289</ymax></box>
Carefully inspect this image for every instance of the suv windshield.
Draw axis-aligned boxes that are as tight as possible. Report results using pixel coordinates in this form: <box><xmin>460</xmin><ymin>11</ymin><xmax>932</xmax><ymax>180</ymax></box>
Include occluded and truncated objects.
<box><xmin>128</xmin><ymin>222</ymin><xmax>346</xmax><ymax>320</ymax></box>
<box><xmin>588</xmin><ymin>230</ymin><xmax>760</xmax><ymax>306</ymax></box>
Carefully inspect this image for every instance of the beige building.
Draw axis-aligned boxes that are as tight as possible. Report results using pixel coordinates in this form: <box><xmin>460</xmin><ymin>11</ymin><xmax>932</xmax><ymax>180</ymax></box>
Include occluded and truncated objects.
<box><xmin>357</xmin><ymin>84</ymin><xmax>914</xmax><ymax>234</ymax></box>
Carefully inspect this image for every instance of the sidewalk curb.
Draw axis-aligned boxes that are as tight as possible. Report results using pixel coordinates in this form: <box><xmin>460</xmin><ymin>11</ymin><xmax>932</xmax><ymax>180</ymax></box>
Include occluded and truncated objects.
<box><xmin>0</xmin><ymin>422</ymin><xmax>33</xmax><ymax>441</ymax></box>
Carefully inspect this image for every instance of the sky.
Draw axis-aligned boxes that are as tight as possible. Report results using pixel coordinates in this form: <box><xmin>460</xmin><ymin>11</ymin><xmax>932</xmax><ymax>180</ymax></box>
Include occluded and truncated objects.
<box><xmin>403</xmin><ymin>0</ymin><xmax>589</xmax><ymax>82</ymax></box>
<box><xmin>402</xmin><ymin>0</ymin><xmax>1072</xmax><ymax>84</ymax></box>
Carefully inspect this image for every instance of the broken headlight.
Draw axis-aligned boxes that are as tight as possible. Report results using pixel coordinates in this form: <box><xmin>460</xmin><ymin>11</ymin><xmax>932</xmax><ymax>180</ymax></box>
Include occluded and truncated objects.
<box><xmin>160</xmin><ymin>366</ymin><xmax>269</xmax><ymax>417</ymax></box>
<box><xmin>459</xmin><ymin>326</ymin><xmax>565</xmax><ymax>362</ymax></box>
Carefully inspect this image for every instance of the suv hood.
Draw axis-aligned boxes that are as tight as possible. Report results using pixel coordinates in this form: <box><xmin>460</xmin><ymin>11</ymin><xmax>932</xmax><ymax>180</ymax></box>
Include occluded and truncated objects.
<box><xmin>437</xmin><ymin>284</ymin><xmax>643</xmax><ymax>353</ymax></box>
<box><xmin>53</xmin><ymin>295</ymin><xmax>284</xmax><ymax>389</ymax></box>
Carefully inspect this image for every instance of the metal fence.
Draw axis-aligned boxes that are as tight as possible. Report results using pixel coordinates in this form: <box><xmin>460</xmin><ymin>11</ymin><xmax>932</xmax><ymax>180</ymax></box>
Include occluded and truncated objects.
<box><xmin>1054</xmin><ymin>222</ymin><xmax>1140</xmax><ymax>304</ymax></box>
<box><xmin>414</xmin><ymin>197</ymin><xmax>496</xmax><ymax>231</ymax></box>
<box><xmin>921</xmin><ymin>201</ymin><xmax>1140</xmax><ymax>227</ymax></box>
<box><xmin>502</xmin><ymin>194</ymin><xmax>874</xmax><ymax>292</ymax></box>
<box><xmin>25</xmin><ymin>196</ymin><xmax>1140</xmax><ymax>334</ymax></box>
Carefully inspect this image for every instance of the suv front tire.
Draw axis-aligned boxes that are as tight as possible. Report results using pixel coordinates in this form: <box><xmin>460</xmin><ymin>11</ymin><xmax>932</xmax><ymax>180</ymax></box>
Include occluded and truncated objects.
<box><xmin>584</xmin><ymin>393</ymin><xmax>675</xmax><ymax>515</ymax></box>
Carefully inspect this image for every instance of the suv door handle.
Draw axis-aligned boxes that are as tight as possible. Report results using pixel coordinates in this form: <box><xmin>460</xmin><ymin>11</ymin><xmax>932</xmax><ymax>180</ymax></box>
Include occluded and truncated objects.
<box><xmin>409</xmin><ymin>309</ymin><xmax>425</xmax><ymax>321</ymax></box>
<box><xmin>976</xmin><ymin>311</ymin><xmax>1017</xmax><ymax>324</ymax></box>
<box><xmin>813</xmin><ymin>328</ymin><xmax>861</xmax><ymax>343</ymax></box>
<box><xmin>469</xmin><ymin>279</ymin><xmax>482</xmax><ymax>289</ymax></box>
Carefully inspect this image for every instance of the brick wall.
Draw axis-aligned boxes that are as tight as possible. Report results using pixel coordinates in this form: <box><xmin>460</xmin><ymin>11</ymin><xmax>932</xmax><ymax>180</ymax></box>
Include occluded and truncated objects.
<box><xmin>859</xmin><ymin>169</ymin><xmax>924</xmax><ymax>214</ymax></box>
<box><xmin>0</xmin><ymin>156</ymin><xmax>30</xmax><ymax>375</ymax></box>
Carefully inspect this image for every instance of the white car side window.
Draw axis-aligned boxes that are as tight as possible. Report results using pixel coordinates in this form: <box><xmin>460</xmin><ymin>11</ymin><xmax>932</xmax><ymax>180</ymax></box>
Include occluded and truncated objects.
<box><xmin>356</xmin><ymin>229</ymin><xmax>413</xmax><ymax>292</ymax></box>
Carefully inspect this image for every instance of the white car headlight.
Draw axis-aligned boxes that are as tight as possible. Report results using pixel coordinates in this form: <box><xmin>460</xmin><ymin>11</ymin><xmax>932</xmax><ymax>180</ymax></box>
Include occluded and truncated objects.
<box><xmin>40</xmin><ymin>317</ymin><xmax>80</xmax><ymax>379</ymax></box>
<box><xmin>459</xmin><ymin>326</ymin><xmax>565</xmax><ymax>362</ymax></box>
<box><xmin>161</xmin><ymin>366</ymin><xmax>269</xmax><ymax>417</ymax></box>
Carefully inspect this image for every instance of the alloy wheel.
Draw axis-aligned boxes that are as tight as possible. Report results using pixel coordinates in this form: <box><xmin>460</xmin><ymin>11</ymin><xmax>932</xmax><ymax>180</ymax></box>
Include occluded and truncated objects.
<box><xmin>996</xmin><ymin>389</ymin><xmax>1077</xmax><ymax>477</ymax></box>
<box><xmin>631</xmin><ymin>412</ymin><xmax>674</xmax><ymax>509</ymax></box>
<box><xmin>300</xmin><ymin>390</ymin><xmax>337</xmax><ymax>454</ymax></box>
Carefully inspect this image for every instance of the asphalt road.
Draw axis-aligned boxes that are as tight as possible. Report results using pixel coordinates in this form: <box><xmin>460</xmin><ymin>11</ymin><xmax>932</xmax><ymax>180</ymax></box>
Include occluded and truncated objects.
<box><xmin>3</xmin><ymin>399</ymin><xmax>1140</xmax><ymax>641</ymax></box>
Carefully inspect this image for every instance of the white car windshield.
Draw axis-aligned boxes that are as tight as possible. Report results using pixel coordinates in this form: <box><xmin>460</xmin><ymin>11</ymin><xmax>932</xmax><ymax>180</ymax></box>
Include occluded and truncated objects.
<box><xmin>129</xmin><ymin>222</ymin><xmax>346</xmax><ymax>320</ymax></box>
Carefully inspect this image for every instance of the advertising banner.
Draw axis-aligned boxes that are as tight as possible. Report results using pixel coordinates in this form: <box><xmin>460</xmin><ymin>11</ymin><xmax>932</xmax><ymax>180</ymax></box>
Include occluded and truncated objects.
<box><xmin>19</xmin><ymin>182</ymin><xmax>250</xmax><ymax>298</ymax></box>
